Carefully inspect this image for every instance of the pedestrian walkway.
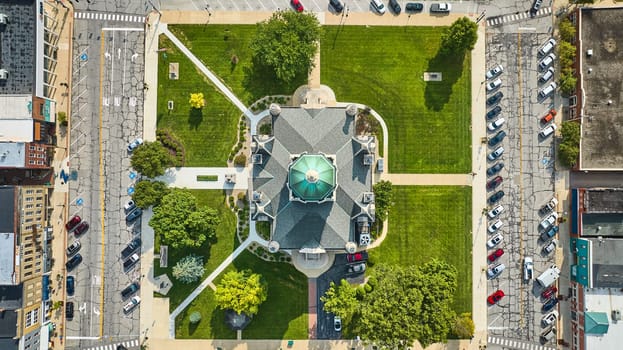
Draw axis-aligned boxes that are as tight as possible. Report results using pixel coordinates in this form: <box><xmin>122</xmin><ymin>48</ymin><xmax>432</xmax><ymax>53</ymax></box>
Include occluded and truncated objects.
<box><xmin>307</xmin><ymin>278</ymin><xmax>317</xmax><ymax>339</ymax></box>
<box><xmin>74</xmin><ymin>11</ymin><xmax>145</xmax><ymax>23</ymax></box>
<box><xmin>155</xmin><ymin>167</ymin><xmax>250</xmax><ymax>190</ymax></box>
<box><xmin>487</xmin><ymin>336</ymin><xmax>555</xmax><ymax>350</ymax></box>
<box><xmin>486</xmin><ymin>7</ymin><xmax>551</xmax><ymax>27</ymax></box>
<box><xmin>83</xmin><ymin>339</ymin><xmax>140</xmax><ymax>350</ymax></box>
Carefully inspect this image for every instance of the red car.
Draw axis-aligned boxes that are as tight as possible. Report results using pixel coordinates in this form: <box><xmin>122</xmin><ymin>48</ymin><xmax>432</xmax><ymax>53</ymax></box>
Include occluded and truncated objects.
<box><xmin>541</xmin><ymin>286</ymin><xmax>558</xmax><ymax>299</ymax></box>
<box><xmin>65</xmin><ymin>215</ymin><xmax>82</xmax><ymax>231</ymax></box>
<box><xmin>347</xmin><ymin>251</ymin><xmax>369</xmax><ymax>263</ymax></box>
<box><xmin>541</xmin><ymin>109</ymin><xmax>557</xmax><ymax>124</ymax></box>
<box><xmin>74</xmin><ymin>221</ymin><xmax>89</xmax><ymax>236</ymax></box>
<box><xmin>487</xmin><ymin>248</ymin><xmax>504</xmax><ymax>262</ymax></box>
<box><xmin>291</xmin><ymin>0</ymin><xmax>304</xmax><ymax>12</ymax></box>
<box><xmin>487</xmin><ymin>290</ymin><xmax>505</xmax><ymax>305</ymax></box>
<box><xmin>486</xmin><ymin>176</ymin><xmax>503</xmax><ymax>190</ymax></box>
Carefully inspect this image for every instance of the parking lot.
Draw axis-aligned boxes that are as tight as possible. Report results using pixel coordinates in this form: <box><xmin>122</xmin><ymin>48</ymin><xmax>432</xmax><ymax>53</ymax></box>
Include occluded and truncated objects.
<box><xmin>484</xmin><ymin>26</ymin><xmax>560</xmax><ymax>348</ymax></box>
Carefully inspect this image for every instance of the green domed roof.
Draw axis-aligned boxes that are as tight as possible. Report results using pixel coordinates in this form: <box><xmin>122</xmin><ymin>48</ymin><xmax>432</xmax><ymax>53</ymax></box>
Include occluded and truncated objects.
<box><xmin>288</xmin><ymin>154</ymin><xmax>336</xmax><ymax>202</ymax></box>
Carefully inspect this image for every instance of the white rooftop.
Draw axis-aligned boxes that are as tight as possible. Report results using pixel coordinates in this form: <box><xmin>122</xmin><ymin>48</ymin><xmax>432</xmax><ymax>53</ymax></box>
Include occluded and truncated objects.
<box><xmin>584</xmin><ymin>288</ymin><xmax>623</xmax><ymax>349</ymax></box>
<box><xmin>0</xmin><ymin>143</ymin><xmax>26</xmax><ymax>168</ymax></box>
<box><xmin>0</xmin><ymin>119</ymin><xmax>33</xmax><ymax>142</ymax></box>
<box><xmin>0</xmin><ymin>232</ymin><xmax>15</xmax><ymax>285</ymax></box>
<box><xmin>0</xmin><ymin>95</ymin><xmax>33</xmax><ymax>119</ymax></box>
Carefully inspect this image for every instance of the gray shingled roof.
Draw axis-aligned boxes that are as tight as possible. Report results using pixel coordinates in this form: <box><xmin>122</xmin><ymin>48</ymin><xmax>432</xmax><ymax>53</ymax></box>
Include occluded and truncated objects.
<box><xmin>252</xmin><ymin>107</ymin><xmax>373</xmax><ymax>250</ymax></box>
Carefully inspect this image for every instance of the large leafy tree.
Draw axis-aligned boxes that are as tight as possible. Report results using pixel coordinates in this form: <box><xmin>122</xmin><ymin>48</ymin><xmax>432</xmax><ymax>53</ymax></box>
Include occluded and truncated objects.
<box><xmin>250</xmin><ymin>11</ymin><xmax>321</xmax><ymax>83</ymax></box>
<box><xmin>130</xmin><ymin>141</ymin><xmax>173</xmax><ymax>178</ymax></box>
<box><xmin>215</xmin><ymin>270</ymin><xmax>268</xmax><ymax>316</ymax></box>
<box><xmin>132</xmin><ymin>180</ymin><xmax>169</xmax><ymax>209</ymax></box>
<box><xmin>321</xmin><ymin>279</ymin><xmax>358</xmax><ymax>322</ymax></box>
<box><xmin>558</xmin><ymin>18</ymin><xmax>576</xmax><ymax>43</ymax></box>
<box><xmin>559</xmin><ymin>121</ymin><xmax>581</xmax><ymax>167</ymax></box>
<box><xmin>373</xmin><ymin>180</ymin><xmax>394</xmax><ymax>221</ymax></box>
<box><xmin>440</xmin><ymin>17</ymin><xmax>479</xmax><ymax>54</ymax></box>
<box><xmin>149</xmin><ymin>189</ymin><xmax>220</xmax><ymax>248</ymax></box>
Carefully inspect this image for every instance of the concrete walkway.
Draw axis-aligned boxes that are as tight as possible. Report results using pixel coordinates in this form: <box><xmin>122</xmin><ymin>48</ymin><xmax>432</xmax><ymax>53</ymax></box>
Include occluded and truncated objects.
<box><xmin>155</xmin><ymin>166</ymin><xmax>250</xmax><ymax>190</ymax></box>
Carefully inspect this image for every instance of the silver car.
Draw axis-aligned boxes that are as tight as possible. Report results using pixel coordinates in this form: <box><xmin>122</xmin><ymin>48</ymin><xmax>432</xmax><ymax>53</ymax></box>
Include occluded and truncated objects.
<box><xmin>487</xmin><ymin>263</ymin><xmax>506</xmax><ymax>279</ymax></box>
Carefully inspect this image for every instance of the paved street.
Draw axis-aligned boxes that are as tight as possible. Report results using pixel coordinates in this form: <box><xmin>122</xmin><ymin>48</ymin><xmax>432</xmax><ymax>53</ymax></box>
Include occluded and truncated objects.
<box><xmin>66</xmin><ymin>2</ymin><xmax>147</xmax><ymax>349</ymax></box>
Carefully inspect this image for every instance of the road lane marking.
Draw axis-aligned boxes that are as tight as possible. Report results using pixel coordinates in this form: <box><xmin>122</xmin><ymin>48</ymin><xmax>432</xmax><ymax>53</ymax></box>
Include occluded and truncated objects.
<box><xmin>99</xmin><ymin>29</ymin><xmax>106</xmax><ymax>338</ymax></box>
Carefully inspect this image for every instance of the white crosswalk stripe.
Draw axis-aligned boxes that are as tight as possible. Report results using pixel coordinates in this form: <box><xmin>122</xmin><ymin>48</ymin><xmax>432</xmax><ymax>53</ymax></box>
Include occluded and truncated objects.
<box><xmin>74</xmin><ymin>11</ymin><xmax>146</xmax><ymax>23</ymax></box>
<box><xmin>486</xmin><ymin>7</ymin><xmax>552</xmax><ymax>27</ymax></box>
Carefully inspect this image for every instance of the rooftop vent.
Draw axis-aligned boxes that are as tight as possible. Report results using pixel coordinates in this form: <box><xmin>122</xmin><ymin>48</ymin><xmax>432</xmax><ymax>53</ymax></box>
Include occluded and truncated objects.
<box><xmin>587</xmin><ymin>49</ymin><xmax>593</xmax><ymax>57</ymax></box>
<box><xmin>0</xmin><ymin>69</ymin><xmax>8</xmax><ymax>80</ymax></box>
<box><xmin>251</xmin><ymin>154</ymin><xmax>263</xmax><ymax>164</ymax></box>
<box><xmin>0</xmin><ymin>14</ymin><xmax>8</xmax><ymax>25</ymax></box>
<box><xmin>362</xmin><ymin>192</ymin><xmax>375</xmax><ymax>204</ymax></box>
<box><xmin>613</xmin><ymin>310</ymin><xmax>621</xmax><ymax>321</ymax></box>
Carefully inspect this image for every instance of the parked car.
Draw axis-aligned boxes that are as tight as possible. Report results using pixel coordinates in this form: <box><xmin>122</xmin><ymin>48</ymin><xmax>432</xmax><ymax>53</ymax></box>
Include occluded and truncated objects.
<box><xmin>486</xmin><ymin>162</ymin><xmax>504</xmax><ymax>176</ymax></box>
<box><xmin>539</xmin><ymin>82</ymin><xmax>557</xmax><ymax>99</ymax></box>
<box><xmin>487</xmin><ymin>205</ymin><xmax>505</xmax><ymax>219</ymax></box>
<box><xmin>487</xmin><ymin>263</ymin><xmax>506</xmax><ymax>279</ymax></box>
<box><xmin>487</xmin><ymin>233</ymin><xmax>503</xmax><ymax>248</ymax></box>
<box><xmin>487</xmin><ymin>147</ymin><xmax>505</xmax><ymax>161</ymax></box>
<box><xmin>488</xmin><ymin>190</ymin><xmax>505</xmax><ymax>204</ymax></box>
<box><xmin>539</xmin><ymin>124</ymin><xmax>557</xmax><ymax>138</ymax></box>
<box><xmin>430</xmin><ymin>2</ymin><xmax>451</xmax><ymax>12</ymax></box>
<box><xmin>334</xmin><ymin>315</ymin><xmax>342</xmax><ymax>332</ymax></box>
<box><xmin>542</xmin><ymin>239</ymin><xmax>557</xmax><ymax>254</ymax></box>
<box><xmin>127</xmin><ymin>138</ymin><xmax>143</xmax><ymax>152</ymax></box>
<box><xmin>488</xmin><ymin>220</ymin><xmax>504</xmax><ymax>234</ymax></box>
<box><xmin>329</xmin><ymin>0</ymin><xmax>344</xmax><ymax>13</ymax></box>
<box><xmin>121</xmin><ymin>282</ymin><xmax>140</xmax><ymax>299</ymax></box>
<box><xmin>291</xmin><ymin>0</ymin><xmax>304</xmax><ymax>12</ymax></box>
<box><xmin>117</xmin><ymin>346</ymin><xmax>129</xmax><ymax>350</ymax></box>
<box><xmin>121</xmin><ymin>238</ymin><xmax>142</xmax><ymax>258</ymax></box>
<box><xmin>488</xmin><ymin>131</ymin><xmax>507</xmax><ymax>146</ymax></box>
<box><xmin>487</xmin><ymin>248</ymin><xmax>504</xmax><ymax>262</ymax></box>
<box><xmin>123</xmin><ymin>253</ymin><xmax>140</xmax><ymax>270</ymax></box>
<box><xmin>541</xmin><ymin>310</ymin><xmax>559</xmax><ymax>327</ymax></box>
<box><xmin>540</xmin><ymin>326</ymin><xmax>556</xmax><ymax>344</ymax></box>
<box><xmin>389</xmin><ymin>0</ymin><xmax>401</xmax><ymax>13</ymax></box>
<box><xmin>486</xmin><ymin>64</ymin><xmax>504</xmax><ymax>79</ymax></box>
<box><xmin>486</xmin><ymin>106</ymin><xmax>502</xmax><ymax>120</ymax></box>
<box><xmin>542</xmin><ymin>297</ymin><xmax>559</xmax><ymax>312</ymax></box>
<box><xmin>487</xmin><ymin>91</ymin><xmax>504</xmax><ymax>106</ymax></box>
<box><xmin>540</xmin><ymin>109</ymin><xmax>557</xmax><ymax>124</ymax></box>
<box><xmin>347</xmin><ymin>262</ymin><xmax>366</xmax><ymax>274</ymax></box>
<box><xmin>538</xmin><ymin>38</ymin><xmax>557</xmax><ymax>56</ymax></box>
<box><xmin>346</xmin><ymin>251</ymin><xmax>368</xmax><ymax>262</ymax></box>
<box><xmin>123</xmin><ymin>296</ymin><xmax>141</xmax><ymax>313</ymax></box>
<box><xmin>66</xmin><ymin>254</ymin><xmax>83</xmax><ymax>271</ymax></box>
<box><xmin>538</xmin><ymin>53</ymin><xmax>556</xmax><ymax>71</ymax></box>
<box><xmin>126</xmin><ymin>208</ymin><xmax>143</xmax><ymax>223</ymax></box>
<box><xmin>65</xmin><ymin>215</ymin><xmax>82</xmax><ymax>231</ymax></box>
<box><xmin>371</xmin><ymin>0</ymin><xmax>386</xmax><ymax>14</ymax></box>
<box><xmin>524</xmin><ymin>257</ymin><xmax>534</xmax><ymax>281</ymax></box>
<box><xmin>539</xmin><ymin>212</ymin><xmax>559</xmax><ymax>230</ymax></box>
<box><xmin>540</xmin><ymin>225</ymin><xmax>559</xmax><ymax>241</ymax></box>
<box><xmin>539</xmin><ymin>67</ymin><xmax>555</xmax><ymax>84</ymax></box>
<box><xmin>487</xmin><ymin>289</ymin><xmax>505</xmax><ymax>304</ymax></box>
<box><xmin>66</xmin><ymin>240</ymin><xmax>81</xmax><ymax>256</ymax></box>
<box><xmin>66</xmin><ymin>301</ymin><xmax>74</xmax><ymax>319</ymax></box>
<box><xmin>66</xmin><ymin>276</ymin><xmax>75</xmax><ymax>296</ymax></box>
<box><xmin>486</xmin><ymin>176</ymin><xmax>503</xmax><ymax>190</ymax></box>
<box><xmin>487</xmin><ymin>117</ymin><xmax>506</xmax><ymax>131</ymax></box>
<box><xmin>542</xmin><ymin>285</ymin><xmax>558</xmax><ymax>299</ymax></box>
<box><xmin>405</xmin><ymin>2</ymin><xmax>423</xmax><ymax>12</ymax></box>
<box><xmin>539</xmin><ymin>197</ymin><xmax>558</xmax><ymax>215</ymax></box>
<box><xmin>74</xmin><ymin>221</ymin><xmax>89</xmax><ymax>236</ymax></box>
<box><xmin>486</xmin><ymin>78</ymin><xmax>502</xmax><ymax>92</ymax></box>
<box><xmin>531</xmin><ymin>0</ymin><xmax>543</xmax><ymax>16</ymax></box>
<box><xmin>124</xmin><ymin>199</ymin><xmax>136</xmax><ymax>212</ymax></box>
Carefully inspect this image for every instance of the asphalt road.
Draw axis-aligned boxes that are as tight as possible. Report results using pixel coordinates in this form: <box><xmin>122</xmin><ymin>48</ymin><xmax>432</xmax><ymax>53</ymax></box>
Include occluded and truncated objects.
<box><xmin>66</xmin><ymin>2</ymin><xmax>147</xmax><ymax>349</ymax></box>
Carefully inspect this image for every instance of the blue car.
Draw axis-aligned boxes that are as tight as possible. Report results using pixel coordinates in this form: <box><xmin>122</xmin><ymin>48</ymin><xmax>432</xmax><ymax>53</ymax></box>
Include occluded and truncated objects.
<box><xmin>486</xmin><ymin>106</ymin><xmax>502</xmax><ymax>120</ymax></box>
<box><xmin>487</xmin><ymin>162</ymin><xmax>505</xmax><ymax>176</ymax></box>
<box><xmin>542</xmin><ymin>297</ymin><xmax>559</xmax><ymax>312</ymax></box>
<box><xmin>540</xmin><ymin>226</ymin><xmax>559</xmax><ymax>241</ymax></box>
<box><xmin>66</xmin><ymin>254</ymin><xmax>82</xmax><ymax>271</ymax></box>
<box><xmin>126</xmin><ymin>208</ymin><xmax>143</xmax><ymax>223</ymax></box>
<box><xmin>66</xmin><ymin>276</ymin><xmax>75</xmax><ymax>296</ymax></box>
<box><xmin>488</xmin><ymin>191</ymin><xmax>505</xmax><ymax>204</ymax></box>
<box><xmin>488</xmin><ymin>131</ymin><xmax>507</xmax><ymax>146</ymax></box>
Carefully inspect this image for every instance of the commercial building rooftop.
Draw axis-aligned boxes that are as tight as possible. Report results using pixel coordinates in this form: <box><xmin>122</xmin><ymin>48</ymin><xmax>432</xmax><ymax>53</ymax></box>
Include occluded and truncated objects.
<box><xmin>0</xmin><ymin>143</ymin><xmax>26</xmax><ymax>168</ymax></box>
<box><xmin>580</xmin><ymin>189</ymin><xmax>623</xmax><ymax>238</ymax></box>
<box><xmin>0</xmin><ymin>285</ymin><xmax>22</xmax><ymax>309</ymax></box>
<box><xmin>584</xmin><ymin>288</ymin><xmax>623</xmax><ymax>349</ymax></box>
<box><xmin>0</xmin><ymin>0</ymin><xmax>36</xmax><ymax>96</ymax></box>
<box><xmin>0</xmin><ymin>95</ymin><xmax>35</xmax><ymax>119</ymax></box>
<box><xmin>0</xmin><ymin>120</ymin><xmax>33</xmax><ymax>142</ymax></box>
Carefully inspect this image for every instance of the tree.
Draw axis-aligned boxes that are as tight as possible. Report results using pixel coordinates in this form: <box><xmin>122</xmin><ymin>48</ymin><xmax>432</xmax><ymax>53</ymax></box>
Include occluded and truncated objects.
<box><xmin>131</xmin><ymin>141</ymin><xmax>173</xmax><ymax>178</ymax></box>
<box><xmin>234</xmin><ymin>154</ymin><xmax>246</xmax><ymax>167</ymax></box>
<box><xmin>172</xmin><ymin>254</ymin><xmax>205</xmax><ymax>284</ymax></box>
<box><xmin>189</xmin><ymin>311</ymin><xmax>202</xmax><ymax>324</ymax></box>
<box><xmin>452</xmin><ymin>313</ymin><xmax>475</xmax><ymax>339</ymax></box>
<box><xmin>559</xmin><ymin>71</ymin><xmax>577</xmax><ymax>95</ymax></box>
<box><xmin>250</xmin><ymin>11</ymin><xmax>321</xmax><ymax>83</ymax></box>
<box><xmin>321</xmin><ymin>279</ymin><xmax>358</xmax><ymax>322</ymax></box>
<box><xmin>440</xmin><ymin>17</ymin><xmax>479</xmax><ymax>54</ymax></box>
<box><xmin>558</xmin><ymin>41</ymin><xmax>576</xmax><ymax>69</ymax></box>
<box><xmin>373</xmin><ymin>180</ymin><xmax>394</xmax><ymax>221</ymax></box>
<box><xmin>215</xmin><ymin>270</ymin><xmax>268</xmax><ymax>316</ymax></box>
<box><xmin>189</xmin><ymin>92</ymin><xmax>205</xmax><ymax>109</ymax></box>
<box><xmin>149</xmin><ymin>189</ymin><xmax>220</xmax><ymax>249</ymax></box>
<box><xmin>132</xmin><ymin>180</ymin><xmax>170</xmax><ymax>209</ymax></box>
<box><xmin>558</xmin><ymin>19</ymin><xmax>576</xmax><ymax>43</ymax></box>
<box><xmin>558</xmin><ymin>121</ymin><xmax>581</xmax><ymax>167</ymax></box>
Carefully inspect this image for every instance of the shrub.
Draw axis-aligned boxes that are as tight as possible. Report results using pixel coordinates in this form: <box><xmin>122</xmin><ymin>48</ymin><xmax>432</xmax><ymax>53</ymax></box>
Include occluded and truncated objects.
<box><xmin>172</xmin><ymin>254</ymin><xmax>205</xmax><ymax>284</ymax></box>
<box><xmin>234</xmin><ymin>154</ymin><xmax>247</xmax><ymax>167</ymax></box>
<box><xmin>57</xmin><ymin>111</ymin><xmax>68</xmax><ymax>126</ymax></box>
<box><xmin>259</xmin><ymin>123</ymin><xmax>272</xmax><ymax>135</ymax></box>
<box><xmin>558</xmin><ymin>121</ymin><xmax>581</xmax><ymax>167</ymax></box>
<box><xmin>189</xmin><ymin>311</ymin><xmax>202</xmax><ymax>324</ymax></box>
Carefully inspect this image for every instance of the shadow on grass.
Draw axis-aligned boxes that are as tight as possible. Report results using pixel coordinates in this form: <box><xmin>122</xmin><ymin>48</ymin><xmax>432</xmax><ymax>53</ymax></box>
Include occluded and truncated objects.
<box><xmin>188</xmin><ymin>108</ymin><xmax>203</xmax><ymax>130</ymax></box>
<box><xmin>242</xmin><ymin>58</ymin><xmax>307</xmax><ymax>102</ymax></box>
<box><xmin>424</xmin><ymin>50</ymin><xmax>467</xmax><ymax>111</ymax></box>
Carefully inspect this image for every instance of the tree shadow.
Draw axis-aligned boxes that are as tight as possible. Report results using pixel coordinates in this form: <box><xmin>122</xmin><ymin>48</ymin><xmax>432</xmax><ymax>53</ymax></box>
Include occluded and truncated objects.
<box><xmin>424</xmin><ymin>50</ymin><xmax>467</xmax><ymax>111</ymax></box>
<box><xmin>188</xmin><ymin>108</ymin><xmax>203</xmax><ymax>130</ymax></box>
<box><xmin>241</xmin><ymin>58</ymin><xmax>308</xmax><ymax>103</ymax></box>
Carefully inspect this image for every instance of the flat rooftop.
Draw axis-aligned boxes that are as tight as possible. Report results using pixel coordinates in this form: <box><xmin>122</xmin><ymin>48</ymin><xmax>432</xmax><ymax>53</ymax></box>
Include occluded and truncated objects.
<box><xmin>0</xmin><ymin>232</ymin><xmax>15</xmax><ymax>285</ymax></box>
<box><xmin>579</xmin><ymin>7</ymin><xmax>623</xmax><ymax>170</ymax></box>
<box><xmin>0</xmin><ymin>95</ymin><xmax>33</xmax><ymax>119</ymax></box>
<box><xmin>584</xmin><ymin>188</ymin><xmax>623</xmax><ymax>213</ymax></box>
<box><xmin>0</xmin><ymin>142</ymin><xmax>26</xmax><ymax>168</ymax></box>
<box><xmin>0</xmin><ymin>0</ymin><xmax>36</xmax><ymax>96</ymax></box>
<box><xmin>585</xmin><ymin>289</ymin><xmax>623</xmax><ymax>349</ymax></box>
<box><xmin>589</xmin><ymin>238</ymin><xmax>623</xmax><ymax>288</ymax></box>
<box><xmin>0</xmin><ymin>120</ymin><xmax>33</xmax><ymax>142</ymax></box>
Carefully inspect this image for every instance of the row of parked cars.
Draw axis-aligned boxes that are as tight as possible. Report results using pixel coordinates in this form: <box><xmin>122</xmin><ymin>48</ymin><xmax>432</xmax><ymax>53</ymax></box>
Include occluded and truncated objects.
<box><xmin>294</xmin><ymin>0</ymin><xmax>444</xmax><ymax>15</ymax></box>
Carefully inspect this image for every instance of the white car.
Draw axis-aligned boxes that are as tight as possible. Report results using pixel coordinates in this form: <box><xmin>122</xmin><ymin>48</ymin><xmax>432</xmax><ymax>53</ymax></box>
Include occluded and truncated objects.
<box><xmin>523</xmin><ymin>257</ymin><xmax>534</xmax><ymax>281</ymax></box>
<box><xmin>124</xmin><ymin>200</ymin><xmax>136</xmax><ymax>212</ymax></box>
<box><xmin>539</xmin><ymin>124</ymin><xmax>557</xmax><ymax>138</ymax></box>
<box><xmin>539</xmin><ymin>38</ymin><xmax>557</xmax><ymax>56</ymax></box>
<box><xmin>540</xmin><ymin>212</ymin><xmax>559</xmax><ymax>230</ymax></box>
<box><xmin>488</xmin><ymin>220</ymin><xmax>504</xmax><ymax>234</ymax></box>
<box><xmin>486</xmin><ymin>78</ymin><xmax>502</xmax><ymax>92</ymax></box>
<box><xmin>541</xmin><ymin>310</ymin><xmax>559</xmax><ymax>327</ymax></box>
<box><xmin>539</xmin><ymin>67</ymin><xmax>555</xmax><ymax>83</ymax></box>
<box><xmin>486</xmin><ymin>64</ymin><xmax>504</xmax><ymax>79</ymax></box>
<box><xmin>538</xmin><ymin>53</ymin><xmax>556</xmax><ymax>70</ymax></box>
<box><xmin>487</xmin><ymin>233</ymin><xmax>503</xmax><ymax>248</ymax></box>
<box><xmin>127</xmin><ymin>138</ymin><xmax>143</xmax><ymax>152</ymax></box>
<box><xmin>487</xmin><ymin>117</ymin><xmax>506</xmax><ymax>131</ymax></box>
<box><xmin>487</xmin><ymin>263</ymin><xmax>506</xmax><ymax>279</ymax></box>
<box><xmin>123</xmin><ymin>296</ymin><xmax>141</xmax><ymax>313</ymax></box>
<box><xmin>371</xmin><ymin>0</ymin><xmax>386</xmax><ymax>14</ymax></box>
<box><xmin>334</xmin><ymin>316</ymin><xmax>342</xmax><ymax>332</ymax></box>
<box><xmin>487</xmin><ymin>205</ymin><xmax>505</xmax><ymax>219</ymax></box>
<box><xmin>487</xmin><ymin>146</ymin><xmax>505</xmax><ymax>161</ymax></box>
<box><xmin>542</xmin><ymin>239</ymin><xmax>557</xmax><ymax>254</ymax></box>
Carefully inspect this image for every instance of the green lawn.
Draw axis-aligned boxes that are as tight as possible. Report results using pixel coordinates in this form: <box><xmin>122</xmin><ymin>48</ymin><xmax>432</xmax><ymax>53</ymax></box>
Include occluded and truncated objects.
<box><xmin>320</xmin><ymin>26</ymin><xmax>472</xmax><ymax>174</ymax></box>
<box><xmin>369</xmin><ymin>186</ymin><xmax>472</xmax><ymax>313</ymax></box>
<box><xmin>168</xmin><ymin>25</ymin><xmax>307</xmax><ymax>105</ymax></box>
<box><xmin>175</xmin><ymin>251</ymin><xmax>308</xmax><ymax>340</ymax></box>
<box><xmin>157</xmin><ymin>36</ymin><xmax>240</xmax><ymax>166</ymax></box>
<box><xmin>154</xmin><ymin>190</ymin><xmax>237</xmax><ymax>310</ymax></box>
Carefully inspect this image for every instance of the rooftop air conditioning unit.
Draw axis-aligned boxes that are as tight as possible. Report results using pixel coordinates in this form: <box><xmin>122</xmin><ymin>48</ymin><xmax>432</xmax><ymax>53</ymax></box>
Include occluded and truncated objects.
<box><xmin>0</xmin><ymin>69</ymin><xmax>8</xmax><ymax>80</ymax></box>
<box><xmin>612</xmin><ymin>309</ymin><xmax>621</xmax><ymax>321</ymax></box>
<box><xmin>0</xmin><ymin>14</ymin><xmax>8</xmax><ymax>25</ymax></box>
<box><xmin>587</xmin><ymin>49</ymin><xmax>593</xmax><ymax>57</ymax></box>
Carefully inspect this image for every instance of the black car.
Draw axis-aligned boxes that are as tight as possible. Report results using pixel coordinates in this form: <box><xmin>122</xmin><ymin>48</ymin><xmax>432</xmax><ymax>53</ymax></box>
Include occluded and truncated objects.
<box><xmin>530</xmin><ymin>0</ymin><xmax>543</xmax><ymax>16</ymax></box>
<box><xmin>405</xmin><ymin>2</ymin><xmax>423</xmax><ymax>12</ymax></box>
<box><xmin>486</xmin><ymin>162</ymin><xmax>505</xmax><ymax>176</ymax></box>
<box><xmin>389</xmin><ymin>0</ymin><xmax>401</xmax><ymax>14</ymax></box>
<box><xmin>487</xmin><ymin>91</ymin><xmax>504</xmax><ymax>106</ymax></box>
<box><xmin>126</xmin><ymin>208</ymin><xmax>143</xmax><ymax>223</ymax></box>
<box><xmin>121</xmin><ymin>282</ymin><xmax>140</xmax><ymax>299</ymax></box>
<box><xmin>486</xmin><ymin>106</ymin><xmax>502</xmax><ymax>120</ymax></box>
<box><xmin>123</xmin><ymin>253</ymin><xmax>140</xmax><ymax>270</ymax></box>
<box><xmin>66</xmin><ymin>301</ymin><xmax>74</xmax><ymax>319</ymax></box>
<box><xmin>121</xmin><ymin>238</ymin><xmax>142</xmax><ymax>259</ymax></box>
<box><xmin>66</xmin><ymin>276</ymin><xmax>75</xmax><ymax>296</ymax></box>
<box><xmin>66</xmin><ymin>254</ymin><xmax>83</xmax><ymax>271</ymax></box>
<box><xmin>488</xmin><ymin>190</ymin><xmax>505</xmax><ymax>204</ymax></box>
<box><xmin>542</xmin><ymin>297</ymin><xmax>559</xmax><ymax>312</ymax></box>
<box><xmin>488</xmin><ymin>131</ymin><xmax>507</xmax><ymax>146</ymax></box>
<box><xmin>329</xmin><ymin>0</ymin><xmax>343</xmax><ymax>12</ymax></box>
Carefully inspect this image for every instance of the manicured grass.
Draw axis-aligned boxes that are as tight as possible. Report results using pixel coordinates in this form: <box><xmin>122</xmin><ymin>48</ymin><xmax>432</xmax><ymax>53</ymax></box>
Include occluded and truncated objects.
<box><xmin>157</xmin><ymin>36</ymin><xmax>240</xmax><ymax>166</ymax></box>
<box><xmin>321</xmin><ymin>26</ymin><xmax>472</xmax><ymax>174</ymax></box>
<box><xmin>369</xmin><ymin>186</ymin><xmax>472</xmax><ymax>313</ymax></box>
<box><xmin>168</xmin><ymin>25</ymin><xmax>307</xmax><ymax>105</ymax></box>
<box><xmin>154</xmin><ymin>190</ymin><xmax>237</xmax><ymax>311</ymax></box>
<box><xmin>175</xmin><ymin>251</ymin><xmax>308</xmax><ymax>339</ymax></box>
